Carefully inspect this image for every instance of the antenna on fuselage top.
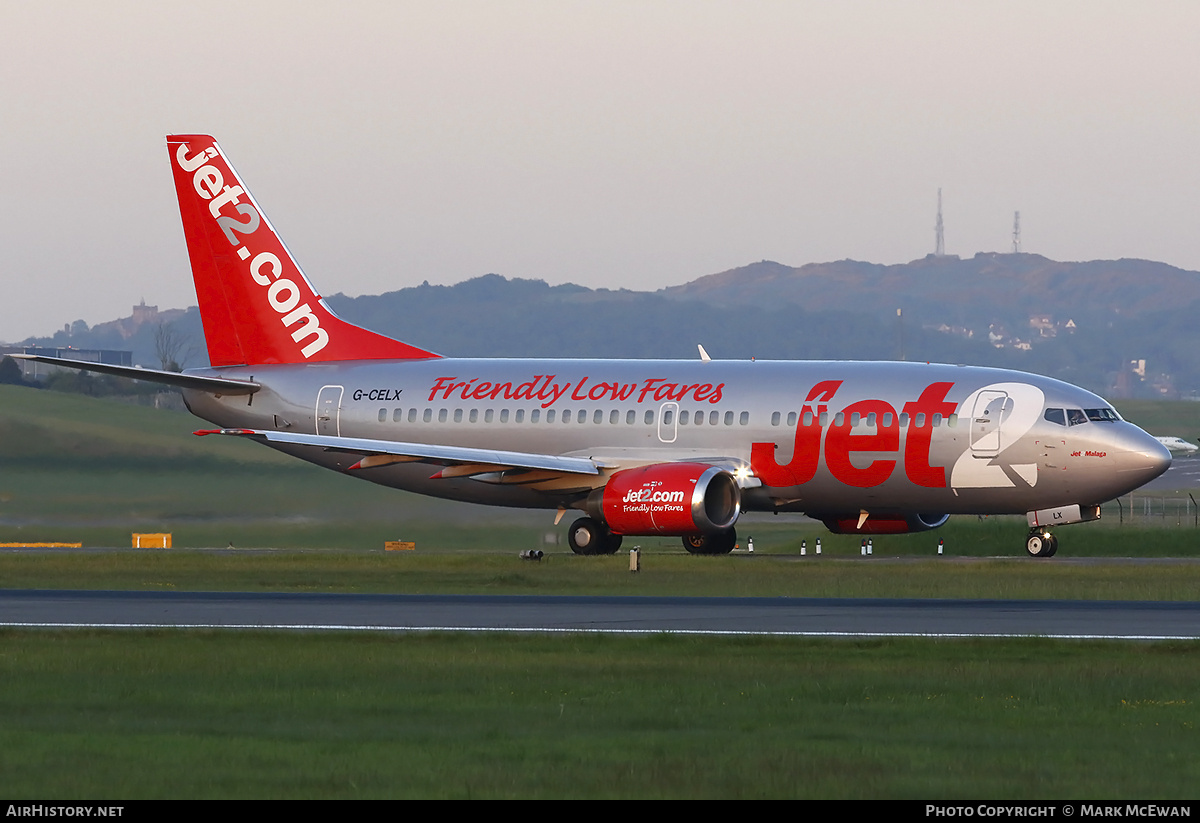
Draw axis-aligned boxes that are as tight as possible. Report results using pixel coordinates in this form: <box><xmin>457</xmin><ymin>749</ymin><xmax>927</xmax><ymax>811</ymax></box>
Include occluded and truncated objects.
<box><xmin>698</xmin><ymin>344</ymin><xmax>712</xmax><ymax>362</ymax></box>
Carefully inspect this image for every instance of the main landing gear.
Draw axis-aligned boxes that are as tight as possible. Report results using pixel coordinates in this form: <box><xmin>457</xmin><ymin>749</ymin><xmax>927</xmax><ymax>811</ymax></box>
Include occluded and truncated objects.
<box><xmin>682</xmin><ymin>528</ymin><xmax>737</xmax><ymax>555</ymax></box>
<box><xmin>566</xmin><ymin>519</ymin><xmax>738</xmax><ymax>556</ymax></box>
<box><xmin>1025</xmin><ymin>529</ymin><xmax>1059</xmax><ymax>558</ymax></box>
<box><xmin>567</xmin><ymin>517</ymin><xmax>623</xmax><ymax>555</ymax></box>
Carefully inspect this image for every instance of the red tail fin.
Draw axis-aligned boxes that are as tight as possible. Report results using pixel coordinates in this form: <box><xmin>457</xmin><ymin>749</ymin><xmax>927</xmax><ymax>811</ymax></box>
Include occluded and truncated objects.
<box><xmin>167</xmin><ymin>134</ymin><xmax>438</xmax><ymax>366</ymax></box>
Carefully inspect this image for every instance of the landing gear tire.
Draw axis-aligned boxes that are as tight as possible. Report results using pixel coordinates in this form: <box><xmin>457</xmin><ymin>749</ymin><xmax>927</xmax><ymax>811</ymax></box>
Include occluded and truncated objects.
<box><xmin>568</xmin><ymin>517</ymin><xmax>622</xmax><ymax>555</ymax></box>
<box><xmin>1026</xmin><ymin>530</ymin><xmax>1057</xmax><ymax>558</ymax></box>
<box><xmin>682</xmin><ymin>528</ymin><xmax>737</xmax><ymax>555</ymax></box>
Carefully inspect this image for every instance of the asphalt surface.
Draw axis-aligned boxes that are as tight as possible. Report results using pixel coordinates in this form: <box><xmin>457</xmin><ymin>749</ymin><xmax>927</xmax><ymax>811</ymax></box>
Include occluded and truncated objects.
<box><xmin>2</xmin><ymin>589</ymin><xmax>1199</xmax><ymax>638</ymax></box>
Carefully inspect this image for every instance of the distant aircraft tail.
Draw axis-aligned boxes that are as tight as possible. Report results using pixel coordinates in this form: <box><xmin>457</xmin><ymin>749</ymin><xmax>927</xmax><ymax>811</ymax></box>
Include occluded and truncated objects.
<box><xmin>167</xmin><ymin>134</ymin><xmax>439</xmax><ymax>366</ymax></box>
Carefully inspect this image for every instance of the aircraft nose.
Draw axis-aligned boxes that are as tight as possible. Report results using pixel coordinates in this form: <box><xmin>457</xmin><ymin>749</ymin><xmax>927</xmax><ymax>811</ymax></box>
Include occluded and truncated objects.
<box><xmin>1112</xmin><ymin>424</ymin><xmax>1172</xmax><ymax>489</ymax></box>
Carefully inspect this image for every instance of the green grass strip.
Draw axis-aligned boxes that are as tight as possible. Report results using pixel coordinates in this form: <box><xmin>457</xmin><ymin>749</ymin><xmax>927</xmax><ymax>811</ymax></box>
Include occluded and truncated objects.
<box><xmin>0</xmin><ymin>630</ymin><xmax>1196</xmax><ymax>799</ymax></box>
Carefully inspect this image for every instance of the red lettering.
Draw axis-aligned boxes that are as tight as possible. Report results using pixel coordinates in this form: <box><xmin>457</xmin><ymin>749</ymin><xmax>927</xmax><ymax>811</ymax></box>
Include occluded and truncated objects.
<box><xmin>429</xmin><ymin>376</ymin><xmax>457</xmax><ymax>401</ymax></box>
<box><xmin>902</xmin><ymin>382</ymin><xmax>957</xmax><ymax>487</ymax></box>
<box><xmin>751</xmin><ymin>380</ymin><xmax>843</xmax><ymax>487</ymax></box>
<box><xmin>653</xmin><ymin>383</ymin><xmax>678</xmax><ymax>402</ymax></box>
<box><xmin>639</xmin><ymin>379</ymin><xmax>665</xmax><ymax>403</ymax></box>
<box><xmin>614</xmin><ymin>383</ymin><xmax>637</xmax><ymax>401</ymax></box>
<box><xmin>823</xmin><ymin>399</ymin><xmax>899</xmax><ymax>488</ymax></box>
<box><xmin>512</xmin><ymin>376</ymin><xmax>543</xmax><ymax>401</ymax></box>
<box><xmin>571</xmin><ymin>377</ymin><xmax>591</xmax><ymax>401</ymax></box>
<box><xmin>488</xmin><ymin>382</ymin><xmax>514</xmax><ymax>400</ymax></box>
<box><xmin>534</xmin><ymin>375</ymin><xmax>558</xmax><ymax>400</ymax></box>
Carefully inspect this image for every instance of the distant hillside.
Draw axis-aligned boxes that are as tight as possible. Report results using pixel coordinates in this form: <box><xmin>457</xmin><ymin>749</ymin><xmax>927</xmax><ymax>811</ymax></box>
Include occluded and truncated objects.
<box><xmin>12</xmin><ymin>254</ymin><xmax>1200</xmax><ymax>399</ymax></box>
<box><xmin>663</xmin><ymin>254</ymin><xmax>1200</xmax><ymax>330</ymax></box>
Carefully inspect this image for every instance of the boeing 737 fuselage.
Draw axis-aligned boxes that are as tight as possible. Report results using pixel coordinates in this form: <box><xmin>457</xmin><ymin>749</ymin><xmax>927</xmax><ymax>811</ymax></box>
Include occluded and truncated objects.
<box><xmin>19</xmin><ymin>135</ymin><xmax>1172</xmax><ymax>557</ymax></box>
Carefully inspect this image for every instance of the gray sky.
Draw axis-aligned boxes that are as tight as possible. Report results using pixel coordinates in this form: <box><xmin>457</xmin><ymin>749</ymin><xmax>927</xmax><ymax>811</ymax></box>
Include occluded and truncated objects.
<box><xmin>2</xmin><ymin>1</ymin><xmax>1199</xmax><ymax>341</ymax></box>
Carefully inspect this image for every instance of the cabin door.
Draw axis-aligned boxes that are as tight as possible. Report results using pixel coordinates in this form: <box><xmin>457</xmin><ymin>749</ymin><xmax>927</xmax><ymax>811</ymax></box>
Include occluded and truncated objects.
<box><xmin>316</xmin><ymin>385</ymin><xmax>344</xmax><ymax>436</ymax></box>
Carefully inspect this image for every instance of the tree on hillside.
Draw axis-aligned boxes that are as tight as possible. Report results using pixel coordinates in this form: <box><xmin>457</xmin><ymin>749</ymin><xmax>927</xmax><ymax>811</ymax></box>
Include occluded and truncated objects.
<box><xmin>0</xmin><ymin>356</ymin><xmax>31</xmax><ymax>387</ymax></box>
<box><xmin>154</xmin><ymin>321</ymin><xmax>194</xmax><ymax>372</ymax></box>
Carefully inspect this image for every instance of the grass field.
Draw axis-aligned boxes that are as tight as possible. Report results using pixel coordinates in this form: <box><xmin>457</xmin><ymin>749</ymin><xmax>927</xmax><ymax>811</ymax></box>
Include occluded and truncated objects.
<box><xmin>4</xmin><ymin>386</ymin><xmax>1200</xmax><ymax>798</ymax></box>
<box><xmin>1</xmin><ymin>631</ymin><xmax>1198</xmax><ymax>799</ymax></box>
<box><xmin>4</xmin><ymin>549</ymin><xmax>1200</xmax><ymax>600</ymax></box>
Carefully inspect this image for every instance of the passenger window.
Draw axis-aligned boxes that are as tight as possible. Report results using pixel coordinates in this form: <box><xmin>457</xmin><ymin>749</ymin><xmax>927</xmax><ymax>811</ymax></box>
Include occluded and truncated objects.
<box><xmin>681</xmin><ymin>410</ymin><xmax>690</xmax><ymax>425</ymax></box>
<box><xmin>408</xmin><ymin>408</ymin><xmax>417</xmax><ymax>423</ymax></box>
<box><xmin>915</xmin><ymin>413</ymin><xmax>925</xmax><ymax>427</ymax></box>
<box><xmin>484</xmin><ymin>409</ymin><xmax>493</xmax><ymax>423</ymax></box>
<box><xmin>787</xmin><ymin>411</ymin><xmax>798</xmax><ymax>427</ymax></box>
<box><xmin>516</xmin><ymin>409</ymin><xmax>526</xmax><ymax>423</ymax></box>
<box><xmin>899</xmin><ymin>413</ymin><xmax>909</xmax><ymax>427</ymax></box>
<box><xmin>771</xmin><ymin>411</ymin><xmax>780</xmax><ymax>426</ymax></box>
<box><xmin>850</xmin><ymin>412</ymin><xmax>861</xmax><ymax>427</ymax></box>
<box><xmin>664</xmin><ymin>409</ymin><xmax>674</xmax><ymax>425</ymax></box>
<box><xmin>882</xmin><ymin>412</ymin><xmax>893</xmax><ymax>427</ymax></box>
<box><xmin>438</xmin><ymin>409</ymin><xmax>447</xmax><ymax>423</ymax></box>
<box><xmin>595</xmin><ymin>410</ymin><xmax>604</xmax><ymax>424</ymax></box>
<box><xmin>709</xmin><ymin>411</ymin><xmax>719</xmax><ymax>426</ymax></box>
<box><xmin>834</xmin><ymin>412</ymin><xmax>844</xmax><ymax>427</ymax></box>
<box><xmin>1044</xmin><ymin>408</ymin><xmax>1066</xmax><ymax>426</ymax></box>
<box><xmin>645</xmin><ymin>410</ymin><xmax>655</xmax><ymax>425</ymax></box>
<box><xmin>453</xmin><ymin>408</ymin><xmax>463</xmax><ymax>423</ymax></box>
<box><xmin>932</xmin><ymin>413</ymin><xmax>942</xmax><ymax>427</ymax></box>
<box><xmin>867</xmin><ymin>412</ymin><xmax>877</xmax><ymax>428</ymax></box>
<box><xmin>423</xmin><ymin>408</ymin><xmax>432</xmax><ymax>423</ymax></box>
<box><xmin>694</xmin><ymin>411</ymin><xmax>704</xmax><ymax>426</ymax></box>
<box><xmin>609</xmin><ymin>410</ymin><xmax>619</xmax><ymax>424</ymax></box>
<box><xmin>469</xmin><ymin>409</ymin><xmax>479</xmax><ymax>423</ymax></box>
<box><xmin>724</xmin><ymin>411</ymin><xmax>734</xmax><ymax>426</ymax></box>
<box><xmin>802</xmin><ymin>410</ymin><xmax>813</xmax><ymax>427</ymax></box>
<box><xmin>500</xmin><ymin>409</ymin><xmax>509</xmax><ymax>423</ymax></box>
<box><xmin>530</xmin><ymin>409</ymin><xmax>540</xmax><ymax>423</ymax></box>
<box><xmin>378</xmin><ymin>408</ymin><xmax>387</xmax><ymax>422</ymax></box>
<box><xmin>739</xmin><ymin>411</ymin><xmax>749</xmax><ymax>426</ymax></box>
<box><xmin>392</xmin><ymin>408</ymin><xmax>403</xmax><ymax>422</ymax></box>
<box><xmin>547</xmin><ymin>410</ymin><xmax>556</xmax><ymax>423</ymax></box>
<box><xmin>947</xmin><ymin>414</ymin><xmax>957</xmax><ymax>428</ymax></box>
<box><xmin>626</xmin><ymin>410</ymin><xmax>635</xmax><ymax>425</ymax></box>
<box><xmin>562</xmin><ymin>410</ymin><xmax>572</xmax><ymax>423</ymax></box>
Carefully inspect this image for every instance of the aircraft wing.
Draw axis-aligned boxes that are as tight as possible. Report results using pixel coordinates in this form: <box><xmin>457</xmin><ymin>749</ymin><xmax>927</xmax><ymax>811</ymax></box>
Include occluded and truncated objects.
<box><xmin>9</xmin><ymin>354</ymin><xmax>260</xmax><ymax>395</ymax></box>
<box><xmin>195</xmin><ymin>428</ymin><xmax>607</xmax><ymax>476</ymax></box>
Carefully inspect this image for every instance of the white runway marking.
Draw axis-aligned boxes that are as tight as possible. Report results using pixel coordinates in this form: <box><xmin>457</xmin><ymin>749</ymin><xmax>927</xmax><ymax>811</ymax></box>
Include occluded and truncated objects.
<box><xmin>2</xmin><ymin>620</ymin><xmax>1197</xmax><ymax>641</ymax></box>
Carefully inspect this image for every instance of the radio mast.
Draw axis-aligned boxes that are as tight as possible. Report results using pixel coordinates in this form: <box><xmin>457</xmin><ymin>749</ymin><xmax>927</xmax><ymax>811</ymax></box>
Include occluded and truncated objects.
<box><xmin>934</xmin><ymin>189</ymin><xmax>945</xmax><ymax>257</ymax></box>
<box><xmin>1012</xmin><ymin>211</ymin><xmax>1022</xmax><ymax>253</ymax></box>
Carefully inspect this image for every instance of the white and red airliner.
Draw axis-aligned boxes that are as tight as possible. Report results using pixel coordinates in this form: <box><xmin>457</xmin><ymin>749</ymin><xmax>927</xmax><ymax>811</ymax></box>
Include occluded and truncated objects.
<box><xmin>19</xmin><ymin>135</ymin><xmax>1172</xmax><ymax>557</ymax></box>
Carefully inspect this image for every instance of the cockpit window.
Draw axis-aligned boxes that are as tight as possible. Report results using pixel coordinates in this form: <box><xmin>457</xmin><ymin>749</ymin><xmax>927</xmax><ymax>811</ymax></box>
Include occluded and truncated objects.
<box><xmin>1067</xmin><ymin>408</ymin><xmax>1087</xmax><ymax>426</ymax></box>
<box><xmin>1085</xmin><ymin>407</ymin><xmax>1120</xmax><ymax>422</ymax></box>
<box><xmin>1044</xmin><ymin>408</ymin><xmax>1066</xmax><ymax>426</ymax></box>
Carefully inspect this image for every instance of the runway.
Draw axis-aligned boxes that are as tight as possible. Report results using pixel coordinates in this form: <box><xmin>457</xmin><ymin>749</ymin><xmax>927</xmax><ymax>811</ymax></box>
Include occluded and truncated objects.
<box><xmin>2</xmin><ymin>589</ymin><xmax>1199</xmax><ymax>639</ymax></box>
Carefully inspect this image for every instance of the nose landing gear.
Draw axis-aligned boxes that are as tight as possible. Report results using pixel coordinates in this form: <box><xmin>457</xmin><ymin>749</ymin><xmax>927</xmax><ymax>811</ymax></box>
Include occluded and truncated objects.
<box><xmin>1025</xmin><ymin>529</ymin><xmax>1058</xmax><ymax>558</ymax></box>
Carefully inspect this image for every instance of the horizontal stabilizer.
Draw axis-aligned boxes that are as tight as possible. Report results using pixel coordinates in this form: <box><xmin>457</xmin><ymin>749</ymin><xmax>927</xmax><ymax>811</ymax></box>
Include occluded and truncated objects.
<box><xmin>10</xmin><ymin>355</ymin><xmax>260</xmax><ymax>395</ymax></box>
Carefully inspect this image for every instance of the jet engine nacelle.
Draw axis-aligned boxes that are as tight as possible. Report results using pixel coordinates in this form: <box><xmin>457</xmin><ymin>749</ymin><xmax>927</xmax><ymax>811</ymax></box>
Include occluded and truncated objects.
<box><xmin>588</xmin><ymin>462</ymin><xmax>741</xmax><ymax>536</ymax></box>
<box><xmin>819</xmin><ymin>512</ymin><xmax>950</xmax><ymax>535</ymax></box>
